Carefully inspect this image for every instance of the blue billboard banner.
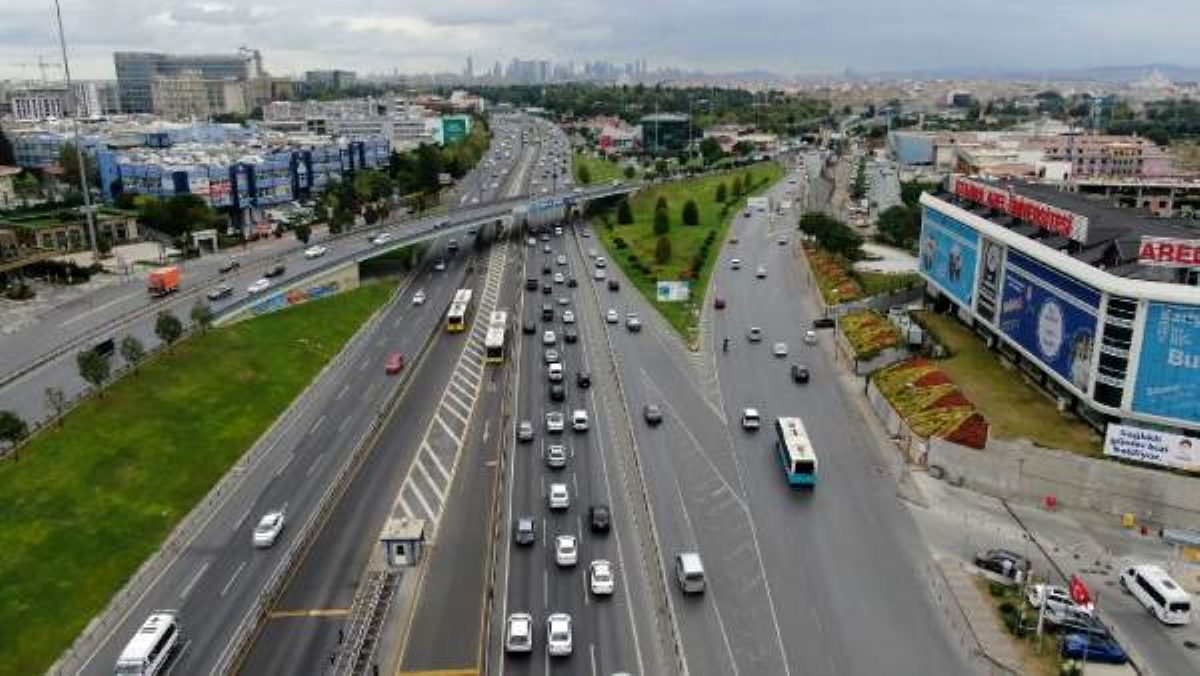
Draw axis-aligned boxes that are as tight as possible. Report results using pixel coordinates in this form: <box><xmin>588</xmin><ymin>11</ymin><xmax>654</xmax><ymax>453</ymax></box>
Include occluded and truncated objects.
<box><xmin>919</xmin><ymin>207</ymin><xmax>979</xmax><ymax>307</ymax></box>
<box><xmin>1132</xmin><ymin>302</ymin><xmax>1200</xmax><ymax>422</ymax></box>
<box><xmin>998</xmin><ymin>251</ymin><xmax>1100</xmax><ymax>392</ymax></box>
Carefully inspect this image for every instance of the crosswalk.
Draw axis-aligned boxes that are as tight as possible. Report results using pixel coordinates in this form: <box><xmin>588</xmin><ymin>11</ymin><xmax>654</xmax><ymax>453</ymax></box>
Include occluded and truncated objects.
<box><xmin>391</xmin><ymin>239</ymin><xmax>509</xmax><ymax>539</ymax></box>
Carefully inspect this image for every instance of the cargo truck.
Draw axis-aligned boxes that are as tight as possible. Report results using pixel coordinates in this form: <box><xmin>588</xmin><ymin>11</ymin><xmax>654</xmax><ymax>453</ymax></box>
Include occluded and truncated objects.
<box><xmin>147</xmin><ymin>266</ymin><xmax>180</xmax><ymax>296</ymax></box>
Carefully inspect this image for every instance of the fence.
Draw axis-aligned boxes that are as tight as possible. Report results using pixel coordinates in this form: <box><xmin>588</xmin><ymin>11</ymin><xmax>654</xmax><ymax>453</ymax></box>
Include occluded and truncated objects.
<box><xmin>865</xmin><ymin>379</ymin><xmax>931</xmax><ymax>465</ymax></box>
<box><xmin>925</xmin><ymin>557</ymin><xmax>1021</xmax><ymax>676</ymax></box>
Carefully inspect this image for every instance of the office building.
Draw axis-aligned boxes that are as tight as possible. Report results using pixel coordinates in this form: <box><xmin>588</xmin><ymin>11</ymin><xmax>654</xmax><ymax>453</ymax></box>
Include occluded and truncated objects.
<box><xmin>114</xmin><ymin>49</ymin><xmax>262</xmax><ymax>114</ymax></box>
<box><xmin>304</xmin><ymin>70</ymin><xmax>357</xmax><ymax>91</ymax></box>
<box><xmin>640</xmin><ymin>113</ymin><xmax>690</xmax><ymax>155</ymax></box>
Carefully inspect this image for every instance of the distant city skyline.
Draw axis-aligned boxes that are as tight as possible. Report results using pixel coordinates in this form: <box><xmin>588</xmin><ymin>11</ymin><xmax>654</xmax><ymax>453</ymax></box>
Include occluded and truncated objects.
<box><xmin>1</xmin><ymin>0</ymin><xmax>1198</xmax><ymax>81</ymax></box>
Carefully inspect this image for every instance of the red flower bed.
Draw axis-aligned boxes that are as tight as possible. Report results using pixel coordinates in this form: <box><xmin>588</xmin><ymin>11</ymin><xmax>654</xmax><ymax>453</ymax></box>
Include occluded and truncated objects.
<box><xmin>945</xmin><ymin>413</ymin><xmax>989</xmax><ymax>449</ymax></box>
<box><xmin>916</xmin><ymin>371</ymin><xmax>951</xmax><ymax>387</ymax></box>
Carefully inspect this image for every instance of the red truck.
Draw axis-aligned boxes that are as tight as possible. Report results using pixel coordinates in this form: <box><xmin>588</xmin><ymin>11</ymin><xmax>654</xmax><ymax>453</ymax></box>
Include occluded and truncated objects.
<box><xmin>147</xmin><ymin>266</ymin><xmax>181</xmax><ymax>296</ymax></box>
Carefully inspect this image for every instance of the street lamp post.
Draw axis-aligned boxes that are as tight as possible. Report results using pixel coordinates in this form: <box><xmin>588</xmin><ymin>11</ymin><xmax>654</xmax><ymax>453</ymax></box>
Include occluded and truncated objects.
<box><xmin>53</xmin><ymin>0</ymin><xmax>98</xmax><ymax>265</ymax></box>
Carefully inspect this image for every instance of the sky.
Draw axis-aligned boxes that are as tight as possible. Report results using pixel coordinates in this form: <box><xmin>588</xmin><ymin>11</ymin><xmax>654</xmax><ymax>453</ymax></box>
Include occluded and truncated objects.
<box><xmin>1</xmin><ymin>0</ymin><xmax>1197</xmax><ymax>80</ymax></box>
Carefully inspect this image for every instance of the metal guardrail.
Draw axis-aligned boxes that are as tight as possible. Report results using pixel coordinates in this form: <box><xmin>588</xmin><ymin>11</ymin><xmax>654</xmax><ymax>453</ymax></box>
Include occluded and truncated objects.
<box><xmin>335</xmin><ymin>570</ymin><xmax>400</xmax><ymax>675</ymax></box>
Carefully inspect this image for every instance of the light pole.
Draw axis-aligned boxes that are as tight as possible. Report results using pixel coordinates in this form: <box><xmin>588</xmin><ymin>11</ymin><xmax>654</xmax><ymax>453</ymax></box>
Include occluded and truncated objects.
<box><xmin>53</xmin><ymin>0</ymin><xmax>98</xmax><ymax>265</ymax></box>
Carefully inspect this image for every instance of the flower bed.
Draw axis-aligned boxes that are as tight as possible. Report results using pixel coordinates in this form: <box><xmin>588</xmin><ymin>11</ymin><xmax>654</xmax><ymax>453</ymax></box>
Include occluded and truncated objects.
<box><xmin>874</xmin><ymin>357</ymin><xmax>989</xmax><ymax>449</ymax></box>
<box><xmin>804</xmin><ymin>245</ymin><xmax>863</xmax><ymax>304</ymax></box>
<box><xmin>839</xmin><ymin>310</ymin><xmax>902</xmax><ymax>360</ymax></box>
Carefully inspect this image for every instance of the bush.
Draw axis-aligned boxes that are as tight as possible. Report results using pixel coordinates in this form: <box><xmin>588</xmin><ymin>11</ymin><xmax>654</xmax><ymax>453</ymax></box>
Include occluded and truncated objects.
<box><xmin>655</xmin><ymin>235</ymin><xmax>672</xmax><ymax>264</ymax></box>
<box><xmin>613</xmin><ymin>236</ymin><xmax>627</xmax><ymax>249</ymax></box>
<box><xmin>715</xmin><ymin>183</ymin><xmax>727</xmax><ymax>203</ymax></box>
<box><xmin>682</xmin><ymin>199</ymin><xmax>700</xmax><ymax>226</ymax></box>
<box><xmin>989</xmin><ymin>581</ymin><xmax>1008</xmax><ymax>597</ymax></box>
<box><xmin>616</xmin><ymin>199</ymin><xmax>633</xmax><ymax>224</ymax></box>
<box><xmin>653</xmin><ymin>206</ymin><xmax>670</xmax><ymax>235</ymax></box>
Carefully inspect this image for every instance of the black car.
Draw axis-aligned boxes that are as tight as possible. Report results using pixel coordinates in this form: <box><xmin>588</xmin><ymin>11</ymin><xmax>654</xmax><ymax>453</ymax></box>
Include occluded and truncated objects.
<box><xmin>589</xmin><ymin>505</ymin><xmax>611</xmax><ymax>534</ymax></box>
<box><xmin>542</xmin><ymin>283</ymin><xmax>552</xmax><ymax>294</ymax></box>
<box><xmin>514</xmin><ymin>517</ymin><xmax>536</xmax><ymax>545</ymax></box>
<box><xmin>576</xmin><ymin>371</ymin><xmax>591</xmax><ymax>389</ymax></box>
<box><xmin>526</xmin><ymin>277</ymin><xmax>539</xmax><ymax>291</ymax></box>
<box><xmin>567</xmin><ymin>277</ymin><xmax>578</xmax><ymax>288</ymax></box>
<box><xmin>643</xmin><ymin>404</ymin><xmax>663</xmax><ymax>426</ymax></box>
<box><xmin>93</xmin><ymin>338</ymin><xmax>115</xmax><ymax>357</ymax></box>
<box><xmin>542</xmin><ymin>264</ymin><xmax>552</xmax><ymax>275</ymax></box>
<box><xmin>812</xmin><ymin>317</ymin><xmax>836</xmax><ymax>329</ymax></box>
<box><xmin>522</xmin><ymin>317</ymin><xmax>536</xmax><ymax>334</ymax></box>
<box><xmin>607</xmin><ymin>278</ymin><xmax>620</xmax><ymax>291</ymax></box>
<box><xmin>207</xmin><ymin>283</ymin><xmax>234</xmax><ymax>301</ymax></box>
<box><xmin>541</xmin><ymin>304</ymin><xmax>554</xmax><ymax>321</ymax></box>
<box><xmin>974</xmin><ymin>549</ymin><xmax>1030</xmax><ymax>580</ymax></box>
<box><xmin>564</xmin><ymin>328</ymin><xmax>578</xmax><ymax>344</ymax></box>
<box><xmin>264</xmin><ymin>263</ymin><xmax>286</xmax><ymax>278</ymax></box>
<box><xmin>791</xmin><ymin>364</ymin><xmax>810</xmax><ymax>384</ymax></box>
<box><xmin>549</xmin><ymin>383</ymin><xmax>566</xmax><ymax>402</ymax></box>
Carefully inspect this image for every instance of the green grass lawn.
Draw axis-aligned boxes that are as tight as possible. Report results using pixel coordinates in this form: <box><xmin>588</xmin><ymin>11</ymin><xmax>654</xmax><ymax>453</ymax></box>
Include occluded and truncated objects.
<box><xmin>0</xmin><ymin>280</ymin><xmax>396</xmax><ymax>676</ymax></box>
<box><xmin>573</xmin><ymin>152</ymin><xmax>627</xmax><ymax>185</ymax></box>
<box><xmin>855</xmin><ymin>270</ymin><xmax>922</xmax><ymax>297</ymax></box>
<box><xmin>916</xmin><ymin>311</ymin><xmax>1102</xmax><ymax>455</ymax></box>
<box><xmin>595</xmin><ymin>162</ymin><xmax>783</xmax><ymax>343</ymax></box>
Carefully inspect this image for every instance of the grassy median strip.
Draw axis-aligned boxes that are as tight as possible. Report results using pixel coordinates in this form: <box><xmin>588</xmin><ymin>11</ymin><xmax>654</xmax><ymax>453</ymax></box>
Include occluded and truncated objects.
<box><xmin>595</xmin><ymin>162</ymin><xmax>783</xmax><ymax>342</ymax></box>
<box><xmin>573</xmin><ymin>152</ymin><xmax>626</xmax><ymax>184</ymax></box>
<box><xmin>0</xmin><ymin>280</ymin><xmax>397</xmax><ymax>676</ymax></box>
<box><xmin>916</xmin><ymin>311</ymin><xmax>1102</xmax><ymax>456</ymax></box>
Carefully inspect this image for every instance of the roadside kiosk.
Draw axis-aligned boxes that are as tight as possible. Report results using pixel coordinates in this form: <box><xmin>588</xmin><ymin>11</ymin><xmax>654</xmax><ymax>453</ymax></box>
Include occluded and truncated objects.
<box><xmin>381</xmin><ymin>517</ymin><xmax>426</xmax><ymax>568</ymax></box>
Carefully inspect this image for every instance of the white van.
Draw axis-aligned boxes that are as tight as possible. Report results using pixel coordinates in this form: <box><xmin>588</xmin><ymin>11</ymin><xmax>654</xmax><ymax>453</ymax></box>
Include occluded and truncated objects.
<box><xmin>116</xmin><ymin>611</ymin><xmax>181</xmax><ymax>675</ymax></box>
<box><xmin>1120</xmin><ymin>564</ymin><xmax>1192</xmax><ymax>625</ymax></box>
<box><xmin>676</xmin><ymin>552</ymin><xmax>706</xmax><ymax>594</ymax></box>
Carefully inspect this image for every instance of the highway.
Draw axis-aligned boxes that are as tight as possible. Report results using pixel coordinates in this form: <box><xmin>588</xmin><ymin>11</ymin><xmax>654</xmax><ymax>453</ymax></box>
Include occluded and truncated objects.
<box><xmin>566</xmin><ymin>161</ymin><xmax>966</xmax><ymax>675</ymax></box>
<box><xmin>65</xmin><ymin>117</ymin><xmax>534</xmax><ymax>675</ymax></box>
<box><xmin>490</xmin><ymin>216</ymin><xmax>666</xmax><ymax>675</ymax></box>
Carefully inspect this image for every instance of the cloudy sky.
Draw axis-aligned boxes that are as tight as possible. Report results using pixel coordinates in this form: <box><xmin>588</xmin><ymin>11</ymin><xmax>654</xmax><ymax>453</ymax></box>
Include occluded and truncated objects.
<box><xmin>1</xmin><ymin>0</ymin><xmax>1196</xmax><ymax>80</ymax></box>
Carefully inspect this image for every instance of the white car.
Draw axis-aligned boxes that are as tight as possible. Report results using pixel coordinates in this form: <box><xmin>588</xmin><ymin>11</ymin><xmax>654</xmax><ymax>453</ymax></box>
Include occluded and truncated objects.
<box><xmin>505</xmin><ymin>612</ymin><xmax>534</xmax><ymax>653</ymax></box>
<box><xmin>773</xmin><ymin>342</ymin><xmax>788</xmax><ymax>357</ymax></box>
<box><xmin>571</xmin><ymin>409</ymin><xmax>589</xmax><ymax>432</ymax></box>
<box><xmin>434</xmin><ymin>259</ymin><xmax>446</xmax><ymax>271</ymax></box>
<box><xmin>527</xmin><ymin>237</ymin><xmax>537</xmax><ymax>246</ymax></box>
<box><xmin>605</xmin><ymin>309</ymin><xmax>619</xmax><ymax>323</ymax></box>
<box><xmin>562</xmin><ymin>310</ymin><xmax>575</xmax><ymax>324</ymax></box>
<box><xmin>303</xmin><ymin>245</ymin><xmax>327</xmax><ymax>259</ymax></box>
<box><xmin>748</xmin><ymin>326</ymin><xmax>763</xmax><ymax>342</ymax></box>
<box><xmin>730</xmin><ymin>258</ymin><xmax>742</xmax><ymax>270</ymax></box>
<box><xmin>547</xmin><ymin>362</ymin><xmax>564</xmax><ymax>382</ymax></box>
<box><xmin>548</xmin><ymin>483</ymin><xmax>570</xmax><ymax>510</ymax></box>
<box><xmin>804</xmin><ymin>330</ymin><xmax>818</xmax><ymax>345</ymax></box>
<box><xmin>756</xmin><ymin>265</ymin><xmax>767</xmax><ymax>278</ymax></box>
<box><xmin>1026</xmin><ymin>584</ymin><xmax>1088</xmax><ymax>620</ymax></box>
<box><xmin>545</xmin><ymin>444</ymin><xmax>567</xmax><ymax>468</ymax></box>
<box><xmin>593</xmin><ymin>267</ymin><xmax>607</xmax><ymax>280</ymax></box>
<box><xmin>371</xmin><ymin>233</ymin><xmax>392</xmax><ymax>246</ymax></box>
<box><xmin>589</xmin><ymin>559</ymin><xmax>615</xmax><ymax>595</ymax></box>
<box><xmin>546</xmin><ymin>613</ymin><xmax>573</xmax><ymax>656</ymax></box>
<box><xmin>412</xmin><ymin>289</ymin><xmax>426</xmax><ymax>305</ymax></box>
<box><xmin>555</xmin><ymin>535</ymin><xmax>578</xmax><ymax>566</ymax></box>
<box><xmin>546</xmin><ymin>411</ymin><xmax>565</xmax><ymax>433</ymax></box>
<box><xmin>544</xmin><ymin>349</ymin><xmax>560</xmax><ymax>364</ymax></box>
<box><xmin>742</xmin><ymin>408</ymin><xmax>762</xmax><ymax>429</ymax></box>
<box><xmin>556</xmin><ymin>254</ymin><xmax>567</xmax><ymax>266</ymax></box>
<box><xmin>247</xmin><ymin>278</ymin><xmax>271</xmax><ymax>295</ymax></box>
<box><xmin>543</xmin><ymin>330</ymin><xmax>557</xmax><ymax>345</ymax></box>
<box><xmin>253</xmin><ymin>510</ymin><xmax>285</xmax><ymax>548</ymax></box>
<box><xmin>595</xmin><ymin>257</ymin><xmax>607</xmax><ymax>269</ymax></box>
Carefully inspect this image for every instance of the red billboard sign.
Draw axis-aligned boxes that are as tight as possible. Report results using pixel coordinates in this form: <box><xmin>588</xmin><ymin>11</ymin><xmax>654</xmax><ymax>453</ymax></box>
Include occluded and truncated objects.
<box><xmin>1138</xmin><ymin>236</ymin><xmax>1200</xmax><ymax>268</ymax></box>
<box><xmin>950</xmin><ymin>176</ymin><xmax>1089</xmax><ymax>243</ymax></box>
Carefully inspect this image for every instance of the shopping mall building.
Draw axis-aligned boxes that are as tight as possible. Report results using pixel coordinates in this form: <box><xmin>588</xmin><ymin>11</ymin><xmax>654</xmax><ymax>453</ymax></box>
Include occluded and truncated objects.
<box><xmin>918</xmin><ymin>177</ymin><xmax>1200</xmax><ymax>465</ymax></box>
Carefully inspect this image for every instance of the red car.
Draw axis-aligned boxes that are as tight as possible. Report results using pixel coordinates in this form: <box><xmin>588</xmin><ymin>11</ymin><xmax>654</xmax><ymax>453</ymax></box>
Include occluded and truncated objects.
<box><xmin>713</xmin><ymin>296</ymin><xmax>727</xmax><ymax>309</ymax></box>
<box><xmin>385</xmin><ymin>353</ymin><xmax>405</xmax><ymax>375</ymax></box>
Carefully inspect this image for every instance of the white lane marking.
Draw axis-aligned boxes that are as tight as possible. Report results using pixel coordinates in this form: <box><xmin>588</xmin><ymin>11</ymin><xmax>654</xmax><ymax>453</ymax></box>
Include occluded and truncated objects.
<box><xmin>393</xmin><ymin>315</ymin><xmax>405</xmax><ymax>329</ymax></box>
<box><xmin>306</xmin><ymin>452</ymin><xmax>327</xmax><ymax>477</ymax></box>
<box><xmin>435</xmin><ymin>414</ymin><xmax>461</xmax><ymax>444</ymax></box>
<box><xmin>424</xmin><ymin>444</ymin><xmax>452</xmax><ymax>483</ymax></box>
<box><xmin>220</xmin><ymin>560</ymin><xmax>247</xmax><ymax>597</ymax></box>
<box><xmin>440</xmin><ymin>393</ymin><xmax>470</xmax><ymax>424</ymax></box>
<box><xmin>309</xmin><ymin>415</ymin><xmax>326</xmax><ymax>435</ymax></box>
<box><xmin>178</xmin><ymin>561</ymin><xmax>209</xmax><ymax>600</ymax></box>
<box><xmin>234</xmin><ymin>505</ymin><xmax>254</xmax><ymax>529</ymax></box>
<box><xmin>338</xmin><ymin>417</ymin><xmax>353</xmax><ymax>434</ymax></box>
<box><xmin>274</xmin><ymin>453</ymin><xmax>293</xmax><ymax>478</ymax></box>
<box><xmin>408</xmin><ymin>480</ymin><xmax>437</xmax><ymax>522</ymax></box>
<box><xmin>543</xmin><ymin>568</ymin><xmax>549</xmax><ymax>611</ymax></box>
<box><xmin>590</xmin><ymin>643</ymin><xmax>598</xmax><ymax>676</ymax></box>
<box><xmin>58</xmin><ymin>289</ymin><xmax>141</xmax><ymax>328</ymax></box>
<box><xmin>336</xmin><ymin>384</ymin><xmax>350</xmax><ymax>400</ymax></box>
<box><xmin>359</xmin><ymin>356</ymin><xmax>370</xmax><ymax>371</ymax></box>
<box><xmin>415</xmin><ymin>459</ymin><xmax>446</xmax><ymax>503</ymax></box>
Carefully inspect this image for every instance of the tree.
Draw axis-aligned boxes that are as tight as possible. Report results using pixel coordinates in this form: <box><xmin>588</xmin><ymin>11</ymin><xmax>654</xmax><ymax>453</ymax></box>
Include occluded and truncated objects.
<box><xmin>682</xmin><ymin>199</ymin><xmax>700</xmax><ymax>226</ymax></box>
<box><xmin>0</xmin><ymin>127</ymin><xmax>15</xmax><ymax>166</ymax></box>
<box><xmin>0</xmin><ymin>410</ymin><xmax>28</xmax><ymax>449</ymax></box>
<box><xmin>294</xmin><ymin>223</ymin><xmax>312</xmax><ymax>244</ymax></box>
<box><xmin>97</xmin><ymin>233</ymin><xmax>113</xmax><ymax>257</ymax></box>
<box><xmin>577</xmin><ymin>164</ymin><xmax>592</xmax><ymax>185</ymax></box>
<box><xmin>190</xmin><ymin>302</ymin><xmax>214</xmax><ymax>331</ymax></box>
<box><xmin>732</xmin><ymin>176</ymin><xmax>745</xmax><ymax>197</ymax></box>
<box><xmin>119</xmin><ymin>334</ymin><xmax>145</xmax><ymax>369</ymax></box>
<box><xmin>654</xmin><ymin>235</ymin><xmax>672</xmax><ymax>264</ymax></box>
<box><xmin>57</xmin><ymin>141</ymin><xmax>98</xmax><ymax>190</ymax></box>
<box><xmin>654</xmin><ymin>158</ymin><xmax>668</xmax><ymax>175</ymax></box>
<box><xmin>798</xmin><ymin>212</ymin><xmax>863</xmax><ymax>259</ymax></box>
<box><xmin>699</xmin><ymin>137</ymin><xmax>723</xmax><ymax>164</ymax></box>
<box><xmin>715</xmin><ymin>182</ymin><xmax>728</xmax><ymax>203</ymax></box>
<box><xmin>653</xmin><ymin>205</ymin><xmax>670</xmax><ymax>235</ymax></box>
<box><xmin>330</xmin><ymin>205</ymin><xmax>353</xmax><ymax>234</ymax></box>
<box><xmin>655</xmin><ymin>196</ymin><xmax>669</xmax><ymax>213</ymax></box>
<box><xmin>623</xmin><ymin>165</ymin><xmax>636</xmax><ymax>179</ymax></box>
<box><xmin>876</xmin><ymin>205</ymin><xmax>921</xmax><ymax>250</ymax></box>
<box><xmin>732</xmin><ymin>140</ymin><xmax>755</xmax><ymax>157</ymax></box>
<box><xmin>77</xmin><ymin>349</ymin><xmax>111</xmax><ymax>393</ymax></box>
<box><xmin>44</xmin><ymin>387</ymin><xmax>66</xmax><ymax>425</ymax></box>
<box><xmin>155</xmin><ymin>310</ymin><xmax>184</xmax><ymax>346</ymax></box>
<box><xmin>617</xmin><ymin>199</ymin><xmax>633</xmax><ymax>224</ymax></box>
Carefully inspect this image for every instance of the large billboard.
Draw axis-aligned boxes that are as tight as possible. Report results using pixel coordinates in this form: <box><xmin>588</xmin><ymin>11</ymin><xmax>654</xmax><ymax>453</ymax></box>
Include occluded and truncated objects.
<box><xmin>1138</xmin><ymin>237</ymin><xmax>1200</xmax><ymax>269</ymax></box>
<box><xmin>998</xmin><ymin>251</ymin><xmax>1100</xmax><ymax>393</ymax></box>
<box><xmin>1131</xmin><ymin>302</ymin><xmax>1200</xmax><ymax>422</ymax></box>
<box><xmin>919</xmin><ymin>207</ymin><xmax>980</xmax><ymax>308</ymax></box>
<box><xmin>949</xmin><ymin>176</ymin><xmax>1089</xmax><ymax>242</ymax></box>
<box><xmin>441</xmin><ymin>116</ymin><xmax>470</xmax><ymax>145</ymax></box>
<box><xmin>1104</xmin><ymin>423</ymin><xmax>1200</xmax><ymax>472</ymax></box>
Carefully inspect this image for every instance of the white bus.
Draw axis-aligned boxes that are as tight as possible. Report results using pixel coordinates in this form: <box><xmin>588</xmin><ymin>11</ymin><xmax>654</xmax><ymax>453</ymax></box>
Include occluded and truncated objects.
<box><xmin>774</xmin><ymin>416</ymin><xmax>818</xmax><ymax>487</ymax></box>
<box><xmin>446</xmin><ymin>288</ymin><xmax>473</xmax><ymax>333</ymax></box>
<box><xmin>116</xmin><ymin>611</ymin><xmax>181</xmax><ymax>675</ymax></box>
<box><xmin>485</xmin><ymin>310</ymin><xmax>508</xmax><ymax>364</ymax></box>
<box><xmin>1121</xmin><ymin>564</ymin><xmax>1192</xmax><ymax>625</ymax></box>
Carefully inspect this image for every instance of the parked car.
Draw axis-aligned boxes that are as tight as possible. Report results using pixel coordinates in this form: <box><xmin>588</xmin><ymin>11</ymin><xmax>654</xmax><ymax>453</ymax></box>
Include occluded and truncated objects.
<box><xmin>1059</xmin><ymin>632</ymin><xmax>1128</xmax><ymax>664</ymax></box>
<box><xmin>1026</xmin><ymin>584</ymin><xmax>1089</xmax><ymax>621</ymax></box>
<box><xmin>253</xmin><ymin>510</ymin><xmax>285</xmax><ymax>548</ymax></box>
<box><xmin>974</xmin><ymin>549</ymin><xmax>1030</xmax><ymax>581</ymax></box>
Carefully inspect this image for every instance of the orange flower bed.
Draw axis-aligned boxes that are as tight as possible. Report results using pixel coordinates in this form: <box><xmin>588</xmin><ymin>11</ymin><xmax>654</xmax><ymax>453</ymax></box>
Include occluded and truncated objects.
<box><xmin>839</xmin><ymin>310</ymin><xmax>903</xmax><ymax>360</ymax></box>
<box><xmin>804</xmin><ymin>244</ymin><xmax>864</xmax><ymax>304</ymax></box>
<box><xmin>874</xmin><ymin>358</ymin><xmax>989</xmax><ymax>449</ymax></box>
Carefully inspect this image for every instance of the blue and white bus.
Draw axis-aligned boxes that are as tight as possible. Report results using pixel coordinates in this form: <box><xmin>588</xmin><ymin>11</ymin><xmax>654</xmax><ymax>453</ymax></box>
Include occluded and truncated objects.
<box><xmin>774</xmin><ymin>416</ymin><xmax>817</xmax><ymax>487</ymax></box>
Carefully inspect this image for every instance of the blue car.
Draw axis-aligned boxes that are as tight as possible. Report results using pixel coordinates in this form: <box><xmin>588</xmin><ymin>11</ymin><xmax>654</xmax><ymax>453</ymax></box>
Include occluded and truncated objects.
<box><xmin>1060</xmin><ymin>632</ymin><xmax>1128</xmax><ymax>664</ymax></box>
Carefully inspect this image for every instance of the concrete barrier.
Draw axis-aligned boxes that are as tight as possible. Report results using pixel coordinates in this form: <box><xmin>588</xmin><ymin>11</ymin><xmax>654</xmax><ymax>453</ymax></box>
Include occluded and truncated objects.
<box><xmin>928</xmin><ymin>437</ymin><xmax>1200</xmax><ymax>530</ymax></box>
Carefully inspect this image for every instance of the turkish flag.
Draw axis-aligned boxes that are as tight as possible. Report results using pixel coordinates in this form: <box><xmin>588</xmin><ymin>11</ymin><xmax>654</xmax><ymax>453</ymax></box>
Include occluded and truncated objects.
<box><xmin>1069</xmin><ymin>574</ymin><xmax>1093</xmax><ymax>609</ymax></box>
